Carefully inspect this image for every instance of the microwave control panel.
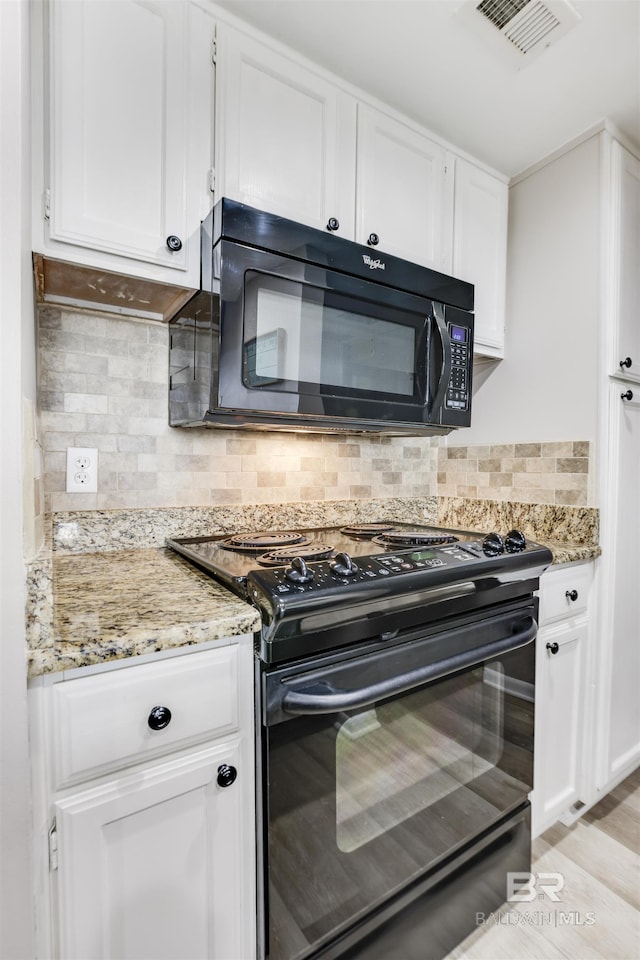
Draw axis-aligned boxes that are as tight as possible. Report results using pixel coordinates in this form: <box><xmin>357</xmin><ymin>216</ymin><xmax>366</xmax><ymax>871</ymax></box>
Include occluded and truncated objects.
<box><xmin>445</xmin><ymin>322</ymin><xmax>470</xmax><ymax>411</ymax></box>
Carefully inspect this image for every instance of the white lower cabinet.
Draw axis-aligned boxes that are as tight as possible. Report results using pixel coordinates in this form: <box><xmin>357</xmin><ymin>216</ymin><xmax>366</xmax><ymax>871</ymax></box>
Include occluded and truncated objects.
<box><xmin>532</xmin><ymin>563</ymin><xmax>593</xmax><ymax>837</ymax></box>
<box><xmin>54</xmin><ymin>742</ymin><xmax>247</xmax><ymax>960</ymax></box>
<box><xmin>596</xmin><ymin>383</ymin><xmax>640</xmax><ymax>789</ymax></box>
<box><xmin>30</xmin><ymin>639</ymin><xmax>256</xmax><ymax>960</ymax></box>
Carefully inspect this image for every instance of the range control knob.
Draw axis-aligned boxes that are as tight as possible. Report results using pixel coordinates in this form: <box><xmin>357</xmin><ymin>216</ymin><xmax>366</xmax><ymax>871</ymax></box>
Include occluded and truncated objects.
<box><xmin>285</xmin><ymin>556</ymin><xmax>314</xmax><ymax>584</ymax></box>
<box><xmin>505</xmin><ymin>529</ymin><xmax>527</xmax><ymax>553</ymax></box>
<box><xmin>330</xmin><ymin>552</ymin><xmax>358</xmax><ymax>577</ymax></box>
<box><xmin>482</xmin><ymin>532</ymin><xmax>505</xmax><ymax>557</ymax></box>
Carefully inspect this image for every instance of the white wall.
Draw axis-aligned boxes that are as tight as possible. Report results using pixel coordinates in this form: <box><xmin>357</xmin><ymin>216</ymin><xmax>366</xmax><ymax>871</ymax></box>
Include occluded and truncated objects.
<box><xmin>456</xmin><ymin>135</ymin><xmax>601</xmax><ymax>446</ymax></box>
<box><xmin>0</xmin><ymin>1</ymin><xmax>36</xmax><ymax>956</ymax></box>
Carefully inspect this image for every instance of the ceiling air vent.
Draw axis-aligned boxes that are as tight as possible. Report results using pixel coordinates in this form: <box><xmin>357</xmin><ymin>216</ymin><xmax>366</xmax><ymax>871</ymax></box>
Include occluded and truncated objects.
<box><xmin>456</xmin><ymin>0</ymin><xmax>582</xmax><ymax>67</ymax></box>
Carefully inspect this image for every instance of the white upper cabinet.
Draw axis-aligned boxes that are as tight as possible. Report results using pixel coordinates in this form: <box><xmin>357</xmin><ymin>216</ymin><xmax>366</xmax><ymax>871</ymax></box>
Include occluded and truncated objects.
<box><xmin>214</xmin><ymin>20</ymin><xmax>507</xmax><ymax>356</ymax></box>
<box><xmin>608</xmin><ymin>141</ymin><xmax>640</xmax><ymax>382</ymax></box>
<box><xmin>215</xmin><ymin>23</ymin><xmax>356</xmax><ymax>236</ymax></box>
<box><xmin>35</xmin><ymin>0</ymin><xmax>214</xmax><ymax>285</ymax></box>
<box><xmin>453</xmin><ymin>158</ymin><xmax>508</xmax><ymax>357</ymax></box>
<box><xmin>355</xmin><ymin>105</ymin><xmax>453</xmax><ymax>272</ymax></box>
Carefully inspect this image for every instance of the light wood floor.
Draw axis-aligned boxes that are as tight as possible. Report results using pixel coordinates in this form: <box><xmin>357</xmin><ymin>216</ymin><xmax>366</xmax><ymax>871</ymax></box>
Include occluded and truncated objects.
<box><xmin>447</xmin><ymin>767</ymin><xmax>640</xmax><ymax>959</ymax></box>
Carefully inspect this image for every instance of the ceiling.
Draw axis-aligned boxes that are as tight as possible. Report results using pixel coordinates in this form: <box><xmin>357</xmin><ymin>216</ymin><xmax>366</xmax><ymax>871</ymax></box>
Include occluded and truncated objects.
<box><xmin>216</xmin><ymin>0</ymin><xmax>640</xmax><ymax>177</ymax></box>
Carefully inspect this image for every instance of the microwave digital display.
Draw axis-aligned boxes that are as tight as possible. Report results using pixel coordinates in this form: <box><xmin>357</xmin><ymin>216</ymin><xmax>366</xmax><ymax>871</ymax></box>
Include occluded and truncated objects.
<box><xmin>450</xmin><ymin>324</ymin><xmax>467</xmax><ymax>343</ymax></box>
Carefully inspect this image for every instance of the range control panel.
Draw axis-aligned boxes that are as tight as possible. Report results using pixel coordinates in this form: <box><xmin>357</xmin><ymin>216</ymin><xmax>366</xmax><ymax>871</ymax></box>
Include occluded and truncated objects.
<box><xmin>248</xmin><ymin>542</ymin><xmax>492</xmax><ymax>604</ymax></box>
<box><xmin>445</xmin><ymin>322</ymin><xmax>470</xmax><ymax>411</ymax></box>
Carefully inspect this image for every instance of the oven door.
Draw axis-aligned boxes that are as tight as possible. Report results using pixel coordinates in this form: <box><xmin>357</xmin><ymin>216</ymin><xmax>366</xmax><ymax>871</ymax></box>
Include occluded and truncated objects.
<box><xmin>260</xmin><ymin>602</ymin><xmax>537</xmax><ymax>960</ymax></box>
<box><xmin>214</xmin><ymin>242</ymin><xmax>472</xmax><ymax>433</ymax></box>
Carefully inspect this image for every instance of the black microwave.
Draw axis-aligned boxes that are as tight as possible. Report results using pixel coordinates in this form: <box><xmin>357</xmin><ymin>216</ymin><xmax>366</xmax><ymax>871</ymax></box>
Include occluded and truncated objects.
<box><xmin>169</xmin><ymin>199</ymin><xmax>474</xmax><ymax>436</ymax></box>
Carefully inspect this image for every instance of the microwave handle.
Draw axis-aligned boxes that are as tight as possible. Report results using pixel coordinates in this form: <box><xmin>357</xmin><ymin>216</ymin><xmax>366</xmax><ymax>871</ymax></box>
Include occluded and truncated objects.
<box><xmin>430</xmin><ymin>302</ymin><xmax>452</xmax><ymax>414</ymax></box>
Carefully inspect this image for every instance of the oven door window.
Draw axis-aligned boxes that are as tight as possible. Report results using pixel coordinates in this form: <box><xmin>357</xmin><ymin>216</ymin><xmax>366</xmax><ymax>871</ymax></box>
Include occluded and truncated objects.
<box><xmin>242</xmin><ymin>271</ymin><xmax>425</xmax><ymax>402</ymax></box>
<box><xmin>335</xmin><ymin>663</ymin><xmax>504</xmax><ymax>853</ymax></box>
<box><xmin>265</xmin><ymin>651</ymin><xmax>533</xmax><ymax>960</ymax></box>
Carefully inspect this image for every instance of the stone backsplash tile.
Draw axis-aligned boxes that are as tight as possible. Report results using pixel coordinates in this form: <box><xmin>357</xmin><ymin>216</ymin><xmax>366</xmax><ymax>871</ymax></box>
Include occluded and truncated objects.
<box><xmin>438</xmin><ymin>440</ymin><xmax>593</xmax><ymax>507</ymax></box>
<box><xmin>38</xmin><ymin>307</ymin><xmax>439</xmax><ymax>511</ymax></box>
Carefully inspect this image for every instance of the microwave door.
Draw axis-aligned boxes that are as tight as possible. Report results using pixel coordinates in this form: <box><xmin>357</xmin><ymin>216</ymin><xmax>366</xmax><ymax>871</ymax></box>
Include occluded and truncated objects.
<box><xmin>428</xmin><ymin>302</ymin><xmax>452</xmax><ymax>418</ymax></box>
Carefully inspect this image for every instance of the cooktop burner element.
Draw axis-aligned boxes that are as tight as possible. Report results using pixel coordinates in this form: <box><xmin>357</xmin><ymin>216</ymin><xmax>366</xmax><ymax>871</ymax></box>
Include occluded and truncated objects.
<box><xmin>256</xmin><ymin>544</ymin><xmax>336</xmax><ymax>566</ymax></box>
<box><xmin>339</xmin><ymin>522</ymin><xmax>397</xmax><ymax>538</ymax></box>
<box><xmin>220</xmin><ymin>531</ymin><xmax>311</xmax><ymax>553</ymax></box>
<box><xmin>371</xmin><ymin>530</ymin><xmax>459</xmax><ymax>546</ymax></box>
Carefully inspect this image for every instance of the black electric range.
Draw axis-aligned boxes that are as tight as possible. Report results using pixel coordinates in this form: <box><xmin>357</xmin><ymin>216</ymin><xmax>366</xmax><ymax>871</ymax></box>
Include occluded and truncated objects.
<box><xmin>167</xmin><ymin>521</ymin><xmax>552</xmax><ymax>664</ymax></box>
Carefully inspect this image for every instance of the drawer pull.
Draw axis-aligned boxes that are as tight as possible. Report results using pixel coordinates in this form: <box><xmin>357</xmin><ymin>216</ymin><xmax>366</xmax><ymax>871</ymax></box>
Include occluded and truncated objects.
<box><xmin>217</xmin><ymin>764</ymin><xmax>238</xmax><ymax>788</ymax></box>
<box><xmin>565</xmin><ymin>589</ymin><xmax>579</xmax><ymax>602</ymax></box>
<box><xmin>147</xmin><ymin>705</ymin><xmax>172</xmax><ymax>731</ymax></box>
<box><xmin>546</xmin><ymin>641</ymin><xmax>560</xmax><ymax>655</ymax></box>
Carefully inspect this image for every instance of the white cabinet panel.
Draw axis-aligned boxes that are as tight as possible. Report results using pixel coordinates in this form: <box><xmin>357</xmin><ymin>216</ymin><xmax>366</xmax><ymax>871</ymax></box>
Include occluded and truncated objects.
<box><xmin>356</xmin><ymin>105</ymin><xmax>452</xmax><ymax>272</ymax></box>
<box><xmin>216</xmin><ymin>24</ymin><xmax>356</xmax><ymax>235</ymax></box>
<box><xmin>453</xmin><ymin>158</ymin><xmax>507</xmax><ymax>357</ymax></box>
<box><xmin>38</xmin><ymin>0</ymin><xmax>214</xmax><ymax>285</ymax></box>
<box><xmin>533</xmin><ymin>618</ymin><xmax>588</xmax><ymax>837</ymax></box>
<box><xmin>610</xmin><ymin>142</ymin><xmax>640</xmax><ymax>382</ymax></box>
<box><xmin>538</xmin><ymin>562</ymin><xmax>591</xmax><ymax>625</ymax></box>
<box><xmin>598</xmin><ymin>383</ymin><xmax>640</xmax><ymax>785</ymax></box>
<box><xmin>533</xmin><ymin>562</ymin><xmax>593</xmax><ymax>837</ymax></box>
<box><xmin>51</xmin><ymin>645</ymin><xmax>239</xmax><ymax>787</ymax></box>
<box><xmin>55</xmin><ymin>741</ymin><xmax>250</xmax><ymax>960</ymax></box>
<box><xmin>49</xmin><ymin>1</ymin><xmax>188</xmax><ymax>267</ymax></box>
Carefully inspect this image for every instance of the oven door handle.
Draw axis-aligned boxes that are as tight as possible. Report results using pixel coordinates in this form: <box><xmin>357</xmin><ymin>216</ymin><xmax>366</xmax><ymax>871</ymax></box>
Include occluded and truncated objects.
<box><xmin>281</xmin><ymin>616</ymin><xmax>537</xmax><ymax>716</ymax></box>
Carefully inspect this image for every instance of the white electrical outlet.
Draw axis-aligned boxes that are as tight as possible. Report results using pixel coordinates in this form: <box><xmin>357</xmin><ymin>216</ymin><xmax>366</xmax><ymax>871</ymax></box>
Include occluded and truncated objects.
<box><xmin>66</xmin><ymin>447</ymin><xmax>98</xmax><ymax>493</ymax></box>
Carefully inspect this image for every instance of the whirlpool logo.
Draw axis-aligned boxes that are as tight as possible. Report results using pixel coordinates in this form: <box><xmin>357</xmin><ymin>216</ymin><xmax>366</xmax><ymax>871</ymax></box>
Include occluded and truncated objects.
<box><xmin>362</xmin><ymin>254</ymin><xmax>386</xmax><ymax>271</ymax></box>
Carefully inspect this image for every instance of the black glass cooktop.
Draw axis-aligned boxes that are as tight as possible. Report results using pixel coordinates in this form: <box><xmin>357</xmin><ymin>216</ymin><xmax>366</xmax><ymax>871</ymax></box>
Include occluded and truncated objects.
<box><xmin>166</xmin><ymin>521</ymin><xmax>484</xmax><ymax>596</ymax></box>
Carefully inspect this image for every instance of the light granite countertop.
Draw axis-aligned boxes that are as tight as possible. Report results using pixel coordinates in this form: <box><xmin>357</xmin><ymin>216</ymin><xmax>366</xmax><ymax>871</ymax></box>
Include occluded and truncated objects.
<box><xmin>26</xmin><ymin>497</ymin><xmax>600</xmax><ymax>678</ymax></box>
<box><xmin>27</xmin><ymin>548</ymin><xmax>261</xmax><ymax>678</ymax></box>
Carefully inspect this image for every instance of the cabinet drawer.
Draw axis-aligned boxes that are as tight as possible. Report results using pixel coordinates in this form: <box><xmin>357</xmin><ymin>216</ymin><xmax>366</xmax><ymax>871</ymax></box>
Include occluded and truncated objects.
<box><xmin>51</xmin><ymin>646</ymin><xmax>239</xmax><ymax>787</ymax></box>
<box><xmin>538</xmin><ymin>563</ymin><xmax>592</xmax><ymax>625</ymax></box>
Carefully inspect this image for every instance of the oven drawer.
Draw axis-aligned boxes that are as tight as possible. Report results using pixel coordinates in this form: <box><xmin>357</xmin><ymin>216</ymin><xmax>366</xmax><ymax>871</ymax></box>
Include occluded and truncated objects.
<box><xmin>51</xmin><ymin>645</ymin><xmax>239</xmax><ymax>788</ymax></box>
<box><xmin>538</xmin><ymin>563</ymin><xmax>592</xmax><ymax>625</ymax></box>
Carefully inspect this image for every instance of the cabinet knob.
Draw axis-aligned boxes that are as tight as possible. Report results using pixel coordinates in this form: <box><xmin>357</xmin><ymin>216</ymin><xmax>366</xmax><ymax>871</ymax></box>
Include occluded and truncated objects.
<box><xmin>546</xmin><ymin>642</ymin><xmax>559</xmax><ymax>655</ymax></box>
<box><xmin>326</xmin><ymin>217</ymin><xmax>340</xmax><ymax>232</ymax></box>
<box><xmin>565</xmin><ymin>589</ymin><xmax>579</xmax><ymax>602</ymax></box>
<box><xmin>147</xmin><ymin>705</ymin><xmax>172</xmax><ymax>730</ymax></box>
<box><xmin>367</xmin><ymin>232</ymin><xmax>380</xmax><ymax>246</ymax></box>
<box><xmin>166</xmin><ymin>235</ymin><xmax>183</xmax><ymax>252</ymax></box>
<box><xmin>621</xmin><ymin>389</ymin><xmax>634</xmax><ymax>401</ymax></box>
<box><xmin>620</xmin><ymin>357</ymin><xmax>632</xmax><ymax>369</ymax></box>
<box><xmin>217</xmin><ymin>764</ymin><xmax>238</xmax><ymax>788</ymax></box>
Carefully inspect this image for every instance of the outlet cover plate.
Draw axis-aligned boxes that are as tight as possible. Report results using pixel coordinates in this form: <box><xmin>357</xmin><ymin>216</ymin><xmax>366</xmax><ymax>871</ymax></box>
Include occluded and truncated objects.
<box><xmin>66</xmin><ymin>447</ymin><xmax>98</xmax><ymax>493</ymax></box>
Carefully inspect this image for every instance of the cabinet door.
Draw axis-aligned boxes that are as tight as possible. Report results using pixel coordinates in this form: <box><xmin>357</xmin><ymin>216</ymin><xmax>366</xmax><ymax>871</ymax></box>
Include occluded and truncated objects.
<box><xmin>610</xmin><ymin>142</ymin><xmax>640</xmax><ymax>382</ymax></box>
<box><xmin>216</xmin><ymin>24</ymin><xmax>356</xmax><ymax>236</ymax></box>
<box><xmin>47</xmin><ymin>0</ymin><xmax>211</xmax><ymax>277</ymax></box>
<box><xmin>453</xmin><ymin>158</ymin><xmax>508</xmax><ymax>358</ymax></box>
<box><xmin>356</xmin><ymin>105</ymin><xmax>452</xmax><ymax>271</ymax></box>
<box><xmin>598</xmin><ymin>384</ymin><xmax>640</xmax><ymax>787</ymax></box>
<box><xmin>54</xmin><ymin>741</ymin><xmax>253</xmax><ymax>960</ymax></box>
<box><xmin>533</xmin><ymin>619</ymin><xmax>587</xmax><ymax>837</ymax></box>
